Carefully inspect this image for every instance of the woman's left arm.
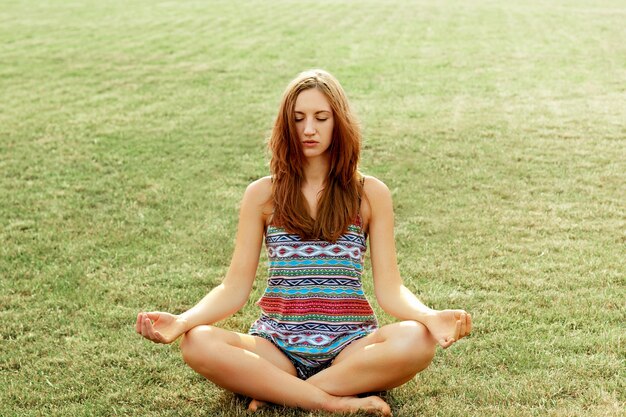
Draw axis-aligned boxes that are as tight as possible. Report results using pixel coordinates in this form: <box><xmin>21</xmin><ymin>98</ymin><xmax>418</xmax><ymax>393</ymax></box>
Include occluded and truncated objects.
<box><xmin>365</xmin><ymin>177</ymin><xmax>472</xmax><ymax>348</ymax></box>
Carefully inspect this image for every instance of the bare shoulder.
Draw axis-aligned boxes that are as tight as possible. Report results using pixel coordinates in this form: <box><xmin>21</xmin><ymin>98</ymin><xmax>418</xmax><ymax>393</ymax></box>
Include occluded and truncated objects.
<box><xmin>241</xmin><ymin>176</ymin><xmax>273</xmax><ymax>225</ymax></box>
<box><xmin>244</xmin><ymin>175</ymin><xmax>273</xmax><ymax>202</ymax></box>
<box><xmin>362</xmin><ymin>175</ymin><xmax>392</xmax><ymax>204</ymax></box>
<box><xmin>360</xmin><ymin>175</ymin><xmax>393</xmax><ymax>233</ymax></box>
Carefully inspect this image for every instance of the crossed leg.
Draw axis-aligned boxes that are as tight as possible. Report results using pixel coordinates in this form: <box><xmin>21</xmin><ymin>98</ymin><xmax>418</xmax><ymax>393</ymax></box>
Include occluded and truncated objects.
<box><xmin>307</xmin><ymin>320</ymin><xmax>436</xmax><ymax>395</ymax></box>
<box><xmin>180</xmin><ymin>325</ymin><xmax>390</xmax><ymax>414</ymax></box>
<box><xmin>180</xmin><ymin>321</ymin><xmax>435</xmax><ymax>414</ymax></box>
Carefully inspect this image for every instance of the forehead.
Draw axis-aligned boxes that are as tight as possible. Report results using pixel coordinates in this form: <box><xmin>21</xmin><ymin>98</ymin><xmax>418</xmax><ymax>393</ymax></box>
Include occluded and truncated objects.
<box><xmin>294</xmin><ymin>88</ymin><xmax>331</xmax><ymax>112</ymax></box>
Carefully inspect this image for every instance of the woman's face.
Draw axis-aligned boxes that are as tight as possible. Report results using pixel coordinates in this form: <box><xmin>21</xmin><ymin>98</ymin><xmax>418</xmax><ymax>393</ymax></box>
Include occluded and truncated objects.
<box><xmin>294</xmin><ymin>88</ymin><xmax>334</xmax><ymax>160</ymax></box>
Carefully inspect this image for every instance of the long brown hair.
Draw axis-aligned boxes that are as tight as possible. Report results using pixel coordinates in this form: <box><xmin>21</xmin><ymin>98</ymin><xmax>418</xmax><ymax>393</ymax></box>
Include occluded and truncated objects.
<box><xmin>268</xmin><ymin>69</ymin><xmax>362</xmax><ymax>242</ymax></box>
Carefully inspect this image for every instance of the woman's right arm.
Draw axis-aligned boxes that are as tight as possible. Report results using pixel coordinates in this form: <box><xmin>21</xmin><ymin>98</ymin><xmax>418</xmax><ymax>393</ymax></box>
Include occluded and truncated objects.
<box><xmin>136</xmin><ymin>177</ymin><xmax>271</xmax><ymax>344</ymax></box>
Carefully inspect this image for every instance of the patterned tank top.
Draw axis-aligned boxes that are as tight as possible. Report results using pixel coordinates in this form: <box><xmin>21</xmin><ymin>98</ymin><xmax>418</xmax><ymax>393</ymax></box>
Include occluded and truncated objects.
<box><xmin>248</xmin><ymin>214</ymin><xmax>378</xmax><ymax>368</ymax></box>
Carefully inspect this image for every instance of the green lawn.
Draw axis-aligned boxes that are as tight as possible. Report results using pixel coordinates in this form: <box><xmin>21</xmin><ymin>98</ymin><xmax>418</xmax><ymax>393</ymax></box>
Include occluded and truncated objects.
<box><xmin>1</xmin><ymin>1</ymin><xmax>624</xmax><ymax>416</ymax></box>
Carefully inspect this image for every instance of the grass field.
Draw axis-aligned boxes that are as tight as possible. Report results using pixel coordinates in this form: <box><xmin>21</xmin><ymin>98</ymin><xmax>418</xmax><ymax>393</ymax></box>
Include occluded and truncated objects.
<box><xmin>1</xmin><ymin>0</ymin><xmax>625</xmax><ymax>416</ymax></box>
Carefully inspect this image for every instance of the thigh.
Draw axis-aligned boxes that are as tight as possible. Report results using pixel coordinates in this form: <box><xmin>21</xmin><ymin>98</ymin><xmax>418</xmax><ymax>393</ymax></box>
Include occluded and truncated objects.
<box><xmin>331</xmin><ymin>321</ymin><xmax>431</xmax><ymax>367</ymax></box>
<box><xmin>183</xmin><ymin>325</ymin><xmax>297</xmax><ymax>376</ymax></box>
<box><xmin>305</xmin><ymin>321</ymin><xmax>434</xmax><ymax>395</ymax></box>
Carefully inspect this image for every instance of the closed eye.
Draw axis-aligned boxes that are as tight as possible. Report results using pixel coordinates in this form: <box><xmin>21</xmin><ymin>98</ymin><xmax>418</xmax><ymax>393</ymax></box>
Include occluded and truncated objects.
<box><xmin>295</xmin><ymin>118</ymin><xmax>328</xmax><ymax>122</ymax></box>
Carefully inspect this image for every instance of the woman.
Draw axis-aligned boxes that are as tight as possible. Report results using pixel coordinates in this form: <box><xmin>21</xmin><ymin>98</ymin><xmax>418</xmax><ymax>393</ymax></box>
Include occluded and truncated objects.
<box><xmin>136</xmin><ymin>69</ymin><xmax>472</xmax><ymax>415</ymax></box>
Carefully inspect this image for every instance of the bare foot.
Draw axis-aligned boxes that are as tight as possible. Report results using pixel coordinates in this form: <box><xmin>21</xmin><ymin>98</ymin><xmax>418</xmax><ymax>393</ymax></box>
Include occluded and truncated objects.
<box><xmin>247</xmin><ymin>398</ymin><xmax>268</xmax><ymax>412</ymax></box>
<box><xmin>334</xmin><ymin>395</ymin><xmax>391</xmax><ymax>415</ymax></box>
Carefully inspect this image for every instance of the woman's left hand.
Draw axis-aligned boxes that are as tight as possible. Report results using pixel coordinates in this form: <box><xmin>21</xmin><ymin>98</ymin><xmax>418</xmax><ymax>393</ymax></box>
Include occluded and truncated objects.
<box><xmin>424</xmin><ymin>309</ymin><xmax>472</xmax><ymax>349</ymax></box>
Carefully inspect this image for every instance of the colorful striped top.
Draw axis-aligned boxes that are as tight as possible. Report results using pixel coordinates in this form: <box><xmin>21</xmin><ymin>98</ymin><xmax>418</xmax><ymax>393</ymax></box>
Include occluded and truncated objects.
<box><xmin>249</xmin><ymin>215</ymin><xmax>378</xmax><ymax>368</ymax></box>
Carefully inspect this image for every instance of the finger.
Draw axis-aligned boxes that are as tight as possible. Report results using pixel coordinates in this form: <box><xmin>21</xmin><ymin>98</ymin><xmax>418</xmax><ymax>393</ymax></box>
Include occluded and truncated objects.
<box><xmin>440</xmin><ymin>338</ymin><xmax>454</xmax><ymax>349</ymax></box>
<box><xmin>466</xmin><ymin>314</ymin><xmax>472</xmax><ymax>335</ymax></box>
<box><xmin>135</xmin><ymin>313</ymin><xmax>142</xmax><ymax>334</ymax></box>
<box><xmin>448</xmin><ymin>337</ymin><xmax>457</xmax><ymax>347</ymax></box>
<box><xmin>141</xmin><ymin>316</ymin><xmax>155</xmax><ymax>340</ymax></box>
<box><xmin>147</xmin><ymin>321</ymin><xmax>166</xmax><ymax>344</ymax></box>
<box><xmin>140</xmin><ymin>314</ymin><xmax>159</xmax><ymax>341</ymax></box>
<box><xmin>459</xmin><ymin>313</ymin><xmax>467</xmax><ymax>338</ymax></box>
<box><xmin>140</xmin><ymin>315</ymin><xmax>150</xmax><ymax>338</ymax></box>
<box><xmin>144</xmin><ymin>317</ymin><xmax>159</xmax><ymax>342</ymax></box>
<box><xmin>145</xmin><ymin>312</ymin><xmax>161</xmax><ymax>321</ymax></box>
<box><xmin>153</xmin><ymin>331</ymin><xmax>166</xmax><ymax>343</ymax></box>
<box><xmin>454</xmin><ymin>319</ymin><xmax>462</xmax><ymax>340</ymax></box>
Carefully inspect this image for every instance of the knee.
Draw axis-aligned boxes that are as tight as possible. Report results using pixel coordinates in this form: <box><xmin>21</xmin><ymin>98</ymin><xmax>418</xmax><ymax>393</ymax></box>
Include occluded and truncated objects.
<box><xmin>387</xmin><ymin>321</ymin><xmax>436</xmax><ymax>372</ymax></box>
<box><xmin>180</xmin><ymin>325</ymin><xmax>222</xmax><ymax>371</ymax></box>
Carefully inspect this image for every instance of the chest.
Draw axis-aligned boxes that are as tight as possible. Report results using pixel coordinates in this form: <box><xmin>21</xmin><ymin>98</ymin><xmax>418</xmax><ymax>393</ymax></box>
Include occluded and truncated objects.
<box><xmin>301</xmin><ymin>186</ymin><xmax>321</xmax><ymax>219</ymax></box>
<box><xmin>285</xmin><ymin>188</ymin><xmax>371</xmax><ymax>235</ymax></box>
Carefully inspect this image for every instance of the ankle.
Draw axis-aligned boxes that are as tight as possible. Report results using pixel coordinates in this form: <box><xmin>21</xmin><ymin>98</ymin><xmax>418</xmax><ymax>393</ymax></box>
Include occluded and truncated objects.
<box><xmin>320</xmin><ymin>393</ymin><xmax>345</xmax><ymax>412</ymax></box>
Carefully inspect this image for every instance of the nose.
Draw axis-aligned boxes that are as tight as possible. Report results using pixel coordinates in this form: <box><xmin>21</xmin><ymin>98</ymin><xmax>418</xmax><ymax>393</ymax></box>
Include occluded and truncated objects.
<box><xmin>303</xmin><ymin>118</ymin><xmax>316</xmax><ymax>136</ymax></box>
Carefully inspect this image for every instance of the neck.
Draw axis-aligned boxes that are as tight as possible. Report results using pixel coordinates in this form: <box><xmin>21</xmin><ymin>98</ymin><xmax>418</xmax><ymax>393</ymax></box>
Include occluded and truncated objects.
<box><xmin>302</xmin><ymin>154</ymin><xmax>330</xmax><ymax>188</ymax></box>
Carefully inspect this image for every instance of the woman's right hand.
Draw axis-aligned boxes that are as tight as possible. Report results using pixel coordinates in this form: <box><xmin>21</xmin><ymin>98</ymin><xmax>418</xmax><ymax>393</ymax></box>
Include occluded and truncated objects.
<box><xmin>135</xmin><ymin>311</ymin><xmax>188</xmax><ymax>344</ymax></box>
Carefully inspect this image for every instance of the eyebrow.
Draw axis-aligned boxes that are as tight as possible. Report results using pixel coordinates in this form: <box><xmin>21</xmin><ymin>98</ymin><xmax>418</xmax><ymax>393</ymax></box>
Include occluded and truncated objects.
<box><xmin>294</xmin><ymin>110</ymin><xmax>331</xmax><ymax>115</ymax></box>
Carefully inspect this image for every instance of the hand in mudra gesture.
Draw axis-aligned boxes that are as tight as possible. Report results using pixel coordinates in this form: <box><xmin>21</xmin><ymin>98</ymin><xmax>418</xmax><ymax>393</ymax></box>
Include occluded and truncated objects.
<box><xmin>425</xmin><ymin>309</ymin><xmax>472</xmax><ymax>349</ymax></box>
<box><xmin>135</xmin><ymin>312</ymin><xmax>187</xmax><ymax>344</ymax></box>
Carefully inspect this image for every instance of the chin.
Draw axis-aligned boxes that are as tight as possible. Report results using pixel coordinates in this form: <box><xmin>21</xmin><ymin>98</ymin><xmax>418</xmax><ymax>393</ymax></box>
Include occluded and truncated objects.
<box><xmin>303</xmin><ymin>149</ymin><xmax>329</xmax><ymax>159</ymax></box>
